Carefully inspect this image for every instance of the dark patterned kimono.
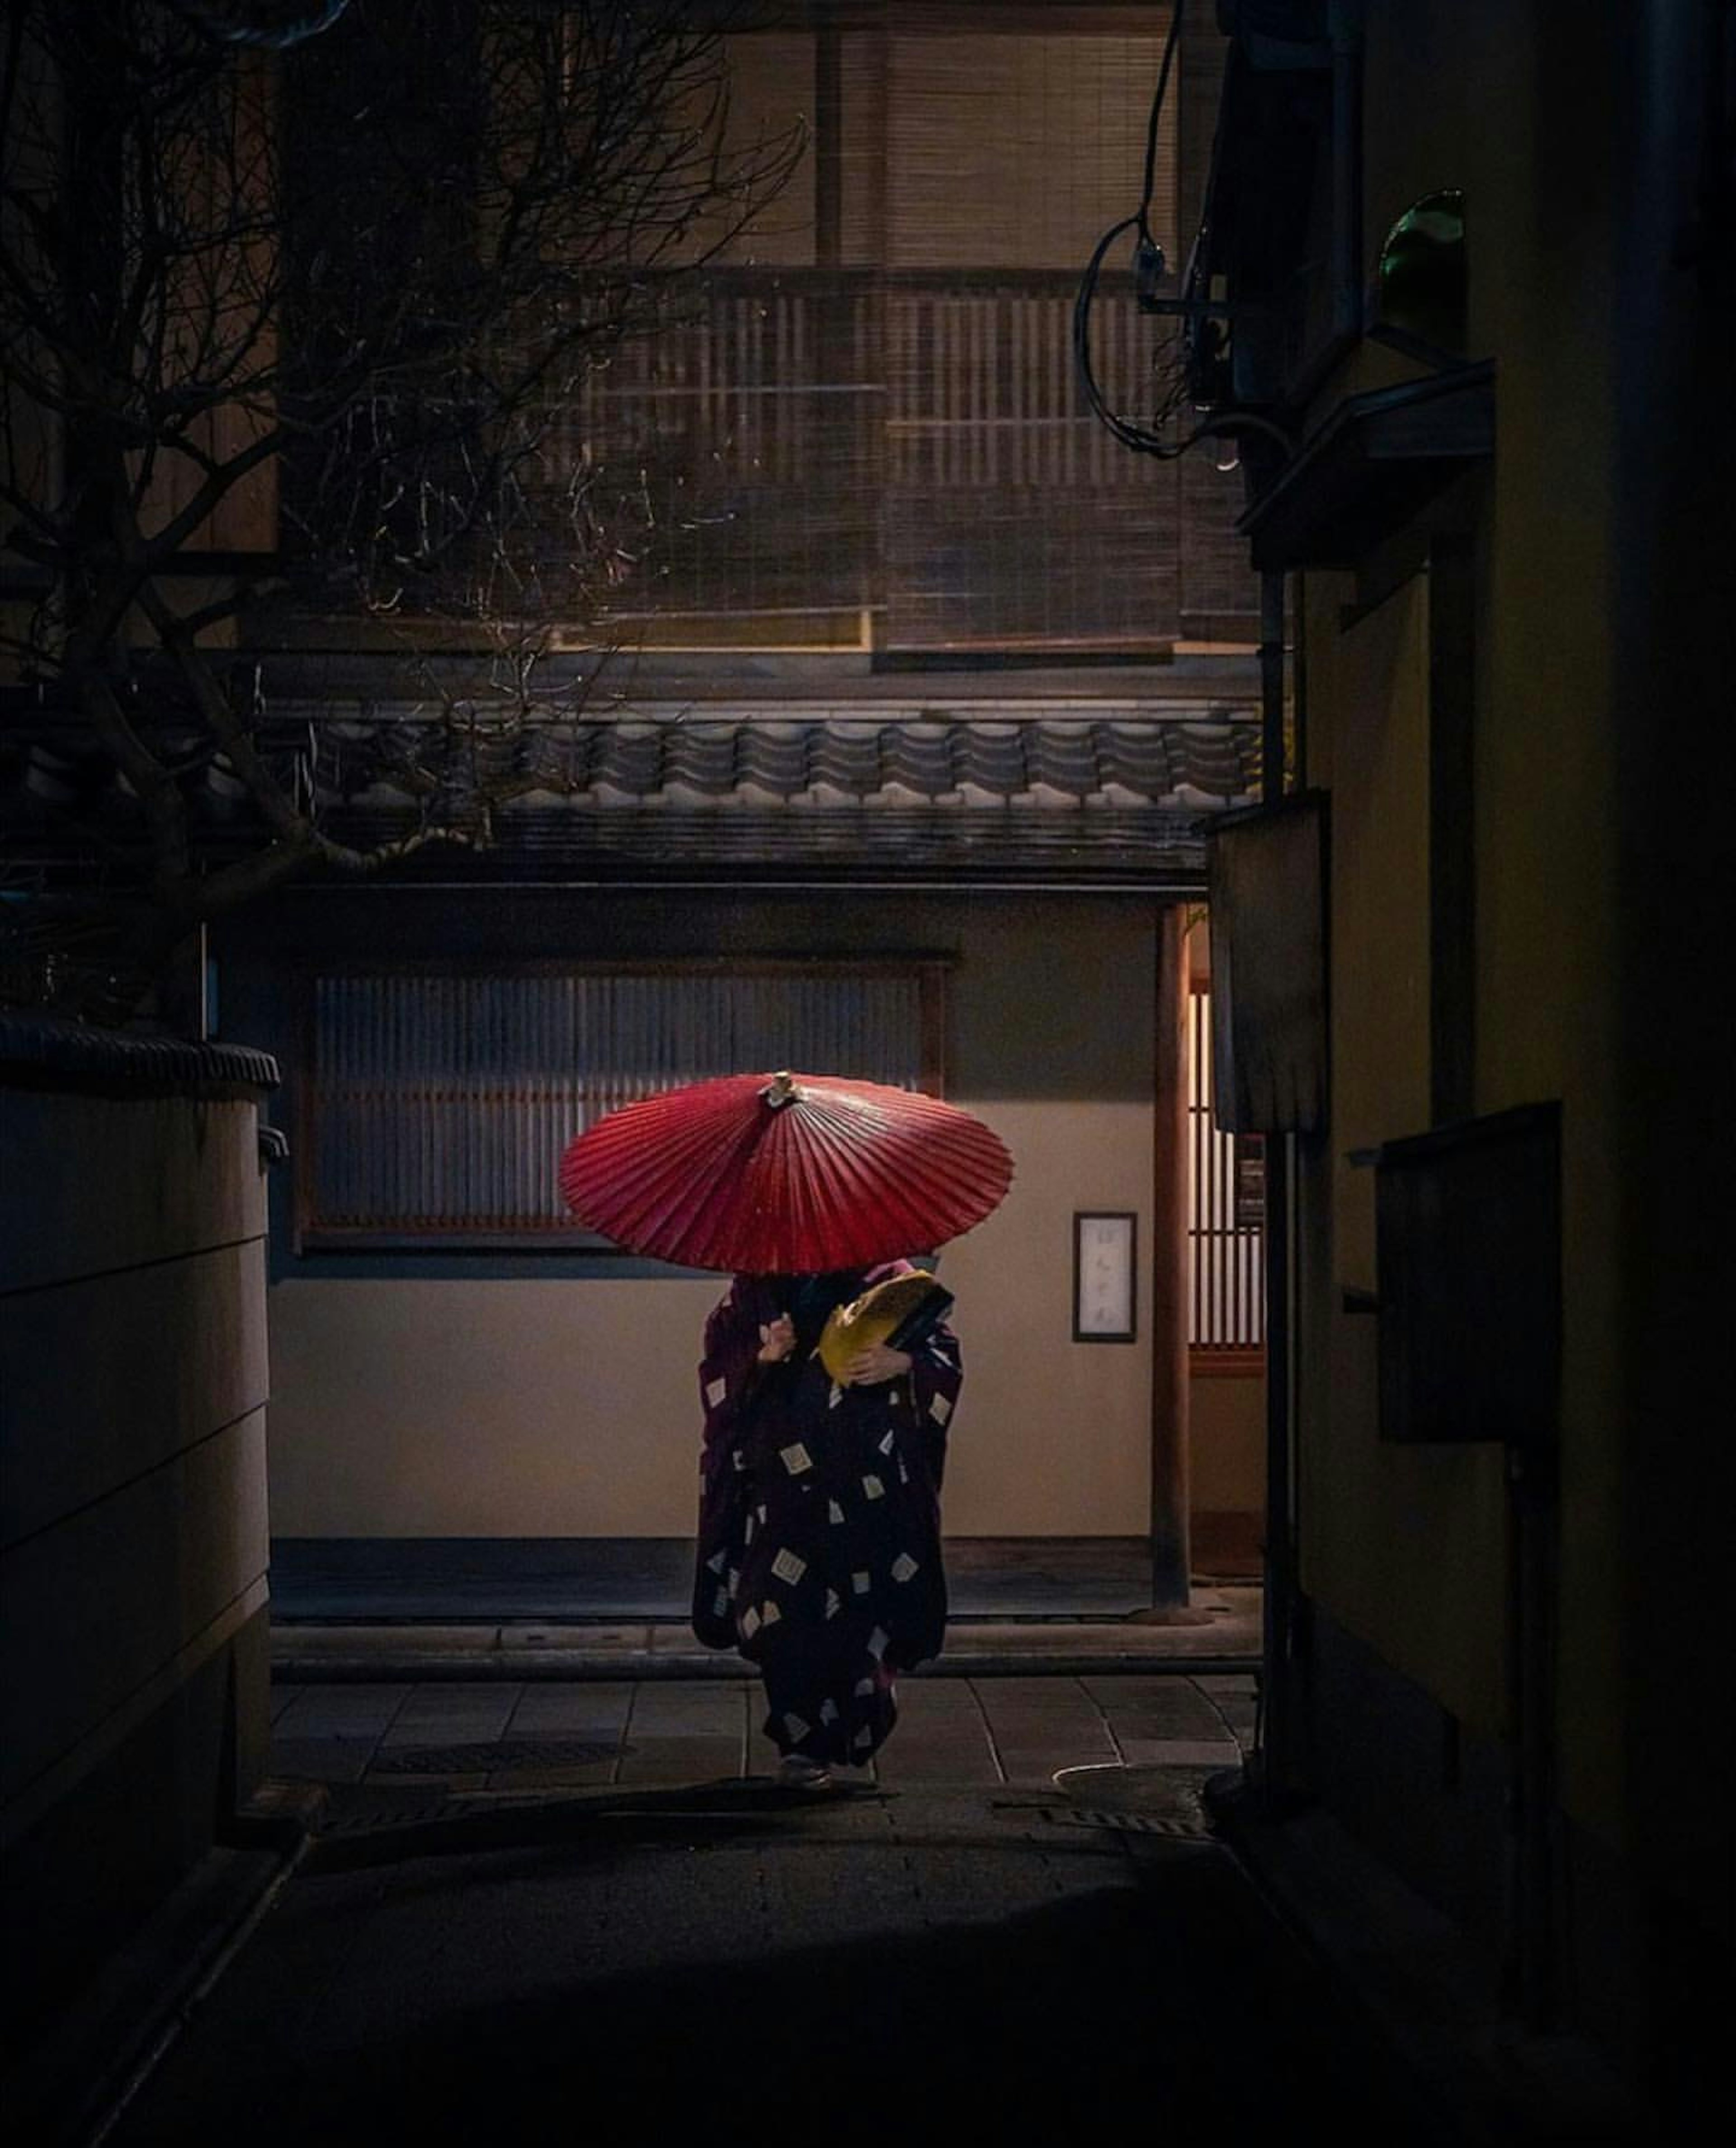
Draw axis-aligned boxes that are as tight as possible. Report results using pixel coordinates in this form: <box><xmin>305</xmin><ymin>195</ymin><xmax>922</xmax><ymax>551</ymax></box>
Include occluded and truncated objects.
<box><xmin>692</xmin><ymin>1262</ymin><xmax>962</xmax><ymax>1767</ymax></box>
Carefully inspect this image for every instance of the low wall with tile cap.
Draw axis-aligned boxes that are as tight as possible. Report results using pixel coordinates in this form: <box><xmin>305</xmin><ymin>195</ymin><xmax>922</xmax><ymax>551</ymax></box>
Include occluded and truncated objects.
<box><xmin>0</xmin><ymin>1019</ymin><xmax>278</xmax><ymax>2035</ymax></box>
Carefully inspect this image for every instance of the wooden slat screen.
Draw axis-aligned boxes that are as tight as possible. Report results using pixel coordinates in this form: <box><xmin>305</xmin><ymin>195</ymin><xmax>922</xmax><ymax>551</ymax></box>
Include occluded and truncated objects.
<box><xmin>1188</xmin><ymin>979</ymin><xmax>1265</xmax><ymax>1357</ymax></box>
<box><xmin>286</xmin><ymin>5</ymin><xmax>1258</xmax><ymax>650</ymax></box>
<box><xmin>560</xmin><ymin>4</ymin><xmax>1245</xmax><ymax>652</ymax></box>
<box><xmin>301</xmin><ymin>964</ymin><xmax>939</xmax><ymax>1248</ymax></box>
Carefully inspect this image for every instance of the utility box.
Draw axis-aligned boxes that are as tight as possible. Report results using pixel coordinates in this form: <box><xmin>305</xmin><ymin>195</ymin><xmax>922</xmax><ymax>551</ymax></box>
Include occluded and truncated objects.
<box><xmin>1374</xmin><ymin>1102</ymin><xmax>1561</xmax><ymax>1446</ymax></box>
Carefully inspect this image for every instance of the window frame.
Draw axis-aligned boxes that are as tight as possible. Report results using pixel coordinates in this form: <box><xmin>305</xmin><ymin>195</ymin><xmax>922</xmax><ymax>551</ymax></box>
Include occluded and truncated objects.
<box><xmin>292</xmin><ymin>956</ymin><xmax>950</xmax><ymax>1257</ymax></box>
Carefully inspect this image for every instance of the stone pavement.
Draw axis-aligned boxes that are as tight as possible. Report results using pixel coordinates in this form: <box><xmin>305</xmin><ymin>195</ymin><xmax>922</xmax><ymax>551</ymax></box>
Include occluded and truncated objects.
<box><xmin>100</xmin><ymin>1670</ymin><xmax>1448</xmax><ymax>2148</ymax></box>
<box><xmin>268</xmin><ymin>1670</ymin><xmax>1256</xmax><ymax>1793</ymax></box>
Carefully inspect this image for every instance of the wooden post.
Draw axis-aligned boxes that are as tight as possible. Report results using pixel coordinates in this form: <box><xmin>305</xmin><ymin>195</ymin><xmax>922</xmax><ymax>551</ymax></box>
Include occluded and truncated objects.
<box><xmin>1147</xmin><ymin>901</ymin><xmax>1193</xmax><ymax>1609</ymax></box>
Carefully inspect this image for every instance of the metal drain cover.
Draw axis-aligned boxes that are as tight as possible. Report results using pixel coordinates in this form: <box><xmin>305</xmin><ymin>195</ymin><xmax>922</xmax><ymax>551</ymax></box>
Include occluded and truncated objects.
<box><xmin>370</xmin><ymin>1738</ymin><xmax>619</xmax><ymax>1775</ymax></box>
<box><xmin>1039</xmin><ymin>1806</ymin><xmax>1211</xmax><ymax>1839</ymax></box>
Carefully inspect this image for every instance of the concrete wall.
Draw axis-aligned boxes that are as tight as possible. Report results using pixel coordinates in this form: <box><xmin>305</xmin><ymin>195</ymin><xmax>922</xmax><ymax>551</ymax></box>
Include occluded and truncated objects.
<box><xmin>0</xmin><ymin>1065</ymin><xmax>274</xmax><ymax>2034</ymax></box>
<box><xmin>232</xmin><ymin>890</ymin><xmax>1164</xmax><ymax>1539</ymax></box>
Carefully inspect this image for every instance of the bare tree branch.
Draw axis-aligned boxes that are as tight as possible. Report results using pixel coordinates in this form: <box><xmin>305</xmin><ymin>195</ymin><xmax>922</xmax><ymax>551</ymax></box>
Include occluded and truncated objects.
<box><xmin>1</xmin><ymin>0</ymin><xmax>799</xmax><ymax>1022</ymax></box>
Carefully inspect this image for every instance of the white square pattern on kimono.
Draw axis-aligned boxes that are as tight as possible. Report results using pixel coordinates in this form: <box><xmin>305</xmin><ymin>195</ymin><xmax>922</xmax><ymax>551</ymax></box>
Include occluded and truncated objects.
<box><xmin>706</xmin><ymin>1377</ymin><xmax>727</xmax><ymax>1410</ymax></box>
<box><xmin>898</xmin><ymin>1461</ymin><xmax>910</xmax><ymax>1484</ymax></box>
<box><xmin>828</xmin><ymin>1499</ymin><xmax>845</xmax><ymax>1524</ymax></box>
<box><xmin>891</xmin><ymin>1552</ymin><xmax>919</xmax><ymax>1583</ymax></box>
<box><xmin>851</xmin><ymin>1570</ymin><xmax>871</xmax><ymax>1595</ymax></box>
<box><xmin>713</xmin><ymin>1586</ymin><xmax>729</xmax><ymax>1616</ymax></box>
<box><xmin>929</xmin><ymin>1391</ymin><xmax>952</xmax><ymax>1424</ymax></box>
<box><xmin>829</xmin><ymin>1382</ymin><xmax>844</xmax><ymax>1409</ymax></box>
<box><xmin>861</xmin><ymin>1474</ymin><xmax>885</xmax><ymax>1500</ymax></box>
<box><xmin>854</xmin><ymin>1676</ymin><xmax>875</xmax><ymax>1697</ymax></box>
<box><xmin>783</xmin><ymin>1712</ymin><xmax>809</xmax><ymax>1742</ymax></box>
<box><xmin>825</xmin><ymin>1588</ymin><xmax>841</xmax><ymax>1619</ymax></box>
<box><xmin>741</xmin><ymin>1606</ymin><xmax>761</xmax><ymax>1637</ymax></box>
<box><xmin>761</xmin><ymin>1599</ymin><xmax>782</xmax><ymax>1625</ymax></box>
<box><xmin>820</xmin><ymin>1698</ymin><xmax>839</xmax><ymax>1724</ymax></box>
<box><xmin>854</xmin><ymin>1724</ymin><xmax>874</xmax><ymax>1750</ymax></box>
<box><xmin>868</xmin><ymin>1625</ymin><xmax>889</xmax><ymax>1660</ymax></box>
<box><xmin>879</xmin><ymin>1429</ymin><xmax>896</xmax><ymax>1455</ymax></box>
<box><xmin>771</xmin><ymin>1547</ymin><xmax>807</xmax><ymax>1585</ymax></box>
<box><xmin>780</xmin><ymin>1443</ymin><xmax>813</xmax><ymax>1475</ymax></box>
<box><xmin>732</xmin><ymin>1449</ymin><xmax>746</xmax><ymax>1472</ymax></box>
<box><xmin>706</xmin><ymin>1549</ymin><xmax>726</xmax><ymax>1574</ymax></box>
<box><xmin>745</xmin><ymin>1514</ymin><xmax>756</xmax><ymax>1544</ymax></box>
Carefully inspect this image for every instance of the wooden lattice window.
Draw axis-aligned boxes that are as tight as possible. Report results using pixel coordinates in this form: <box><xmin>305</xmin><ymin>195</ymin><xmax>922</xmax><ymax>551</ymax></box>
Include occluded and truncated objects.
<box><xmin>1188</xmin><ymin>980</ymin><xmax>1265</xmax><ymax>1371</ymax></box>
<box><xmin>295</xmin><ymin>961</ymin><xmax>947</xmax><ymax>1253</ymax></box>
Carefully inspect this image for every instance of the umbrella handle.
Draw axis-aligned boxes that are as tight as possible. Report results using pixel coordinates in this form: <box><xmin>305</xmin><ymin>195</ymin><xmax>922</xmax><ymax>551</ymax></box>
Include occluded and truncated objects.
<box><xmin>761</xmin><ymin>1070</ymin><xmax>802</xmax><ymax>1109</ymax></box>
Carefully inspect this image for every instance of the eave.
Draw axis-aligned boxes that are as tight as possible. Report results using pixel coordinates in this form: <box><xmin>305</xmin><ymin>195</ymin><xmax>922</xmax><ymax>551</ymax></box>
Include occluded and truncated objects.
<box><xmin>1238</xmin><ymin>362</ymin><xmax>1495</xmax><ymax>572</ymax></box>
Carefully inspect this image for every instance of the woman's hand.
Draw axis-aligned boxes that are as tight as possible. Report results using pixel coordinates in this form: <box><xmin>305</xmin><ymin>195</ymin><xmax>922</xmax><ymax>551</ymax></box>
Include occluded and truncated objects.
<box><xmin>757</xmin><ymin>1314</ymin><xmax>797</xmax><ymax>1364</ymax></box>
<box><xmin>844</xmin><ymin>1342</ymin><xmax>912</xmax><ymax>1385</ymax></box>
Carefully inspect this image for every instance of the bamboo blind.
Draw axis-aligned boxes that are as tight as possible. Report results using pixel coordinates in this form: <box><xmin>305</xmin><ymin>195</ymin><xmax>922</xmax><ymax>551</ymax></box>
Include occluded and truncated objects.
<box><xmin>561</xmin><ymin>5</ymin><xmax>1230</xmax><ymax>652</ymax></box>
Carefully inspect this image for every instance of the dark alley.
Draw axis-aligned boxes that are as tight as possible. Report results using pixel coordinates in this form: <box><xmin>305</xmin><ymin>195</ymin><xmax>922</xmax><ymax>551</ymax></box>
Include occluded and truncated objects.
<box><xmin>3</xmin><ymin>4</ymin><xmax>1731</xmax><ymax>2144</ymax></box>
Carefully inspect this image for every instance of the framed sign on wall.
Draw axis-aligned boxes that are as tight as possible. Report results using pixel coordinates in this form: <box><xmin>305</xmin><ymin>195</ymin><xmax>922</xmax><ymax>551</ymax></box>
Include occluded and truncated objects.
<box><xmin>1074</xmin><ymin>1211</ymin><xmax>1137</xmax><ymax>1342</ymax></box>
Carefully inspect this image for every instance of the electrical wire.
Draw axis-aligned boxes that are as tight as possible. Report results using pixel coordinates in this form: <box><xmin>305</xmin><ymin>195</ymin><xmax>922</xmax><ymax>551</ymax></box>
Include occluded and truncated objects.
<box><xmin>1075</xmin><ymin>7</ymin><xmax>1291</xmax><ymax>465</ymax></box>
<box><xmin>1137</xmin><ymin>1</ymin><xmax>1184</xmax><ymax>250</ymax></box>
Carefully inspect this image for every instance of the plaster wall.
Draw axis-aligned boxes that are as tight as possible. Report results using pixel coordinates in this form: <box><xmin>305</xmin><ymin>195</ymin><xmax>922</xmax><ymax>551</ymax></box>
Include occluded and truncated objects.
<box><xmin>253</xmin><ymin>892</ymin><xmax>1163</xmax><ymax>1538</ymax></box>
<box><xmin>1289</xmin><ymin>0</ymin><xmax>1731</xmax><ymax>1974</ymax></box>
<box><xmin>1298</xmin><ymin>575</ymin><xmax>1508</xmax><ymax>1739</ymax></box>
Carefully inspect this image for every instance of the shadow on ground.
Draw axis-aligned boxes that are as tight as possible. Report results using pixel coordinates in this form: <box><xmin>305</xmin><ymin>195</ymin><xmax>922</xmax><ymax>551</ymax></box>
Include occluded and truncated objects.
<box><xmin>108</xmin><ymin>1800</ymin><xmax>1432</xmax><ymax>2148</ymax></box>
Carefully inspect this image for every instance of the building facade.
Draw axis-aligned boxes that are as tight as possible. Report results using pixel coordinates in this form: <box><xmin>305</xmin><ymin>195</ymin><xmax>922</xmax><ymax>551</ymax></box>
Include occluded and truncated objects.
<box><xmin>1193</xmin><ymin>0</ymin><xmax>1733</xmax><ymax>2105</ymax></box>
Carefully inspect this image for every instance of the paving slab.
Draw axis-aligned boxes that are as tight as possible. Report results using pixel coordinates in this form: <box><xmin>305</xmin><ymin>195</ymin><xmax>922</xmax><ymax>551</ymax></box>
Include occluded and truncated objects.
<box><xmin>974</xmin><ymin>1676</ymin><xmax>1120</xmax><ymax>1784</ymax></box>
<box><xmin>876</xmin><ymin>1681</ymin><xmax>1002</xmax><ymax>1785</ymax></box>
<box><xmin>500</xmin><ymin>1684</ymin><xmax>635</xmax><ymax>1738</ymax></box>
<box><xmin>378</xmin><ymin>1684</ymin><xmax>522</xmax><ymax>1749</ymax></box>
<box><xmin>269</xmin><ymin>1737</ymin><xmax>375</xmax><ymax>1786</ymax></box>
<box><xmin>273</xmin><ymin>1685</ymin><xmax>410</xmax><ymax>1741</ymax></box>
<box><xmin>616</xmin><ymin>1682</ymin><xmax>748</xmax><ymax>1786</ymax></box>
<box><xmin>1115</xmin><ymin>1737</ymin><xmax>1244</xmax><ymax>1769</ymax></box>
<box><xmin>1084</xmin><ymin>1676</ymin><xmax>1232</xmax><ymax>1744</ymax></box>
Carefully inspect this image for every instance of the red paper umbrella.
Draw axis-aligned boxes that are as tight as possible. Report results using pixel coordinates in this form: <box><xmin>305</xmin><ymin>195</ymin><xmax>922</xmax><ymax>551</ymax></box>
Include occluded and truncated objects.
<box><xmin>558</xmin><ymin>1069</ymin><xmax>1013</xmax><ymax>1274</ymax></box>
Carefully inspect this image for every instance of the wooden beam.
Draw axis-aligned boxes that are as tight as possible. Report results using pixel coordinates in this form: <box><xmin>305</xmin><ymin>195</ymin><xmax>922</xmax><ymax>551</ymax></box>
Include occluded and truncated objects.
<box><xmin>1149</xmin><ymin>900</ymin><xmax>1192</xmax><ymax>1606</ymax></box>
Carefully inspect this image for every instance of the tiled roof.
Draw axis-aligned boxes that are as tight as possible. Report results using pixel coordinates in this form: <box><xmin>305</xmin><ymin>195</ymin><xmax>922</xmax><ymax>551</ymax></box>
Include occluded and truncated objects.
<box><xmin>271</xmin><ymin>705</ymin><xmax>1261</xmax><ymax>809</ymax></box>
<box><xmin>0</xmin><ymin>1013</ymin><xmax>278</xmax><ymax>1093</ymax></box>
<box><xmin>4</xmin><ymin>706</ymin><xmax>1261</xmax><ymax>887</ymax></box>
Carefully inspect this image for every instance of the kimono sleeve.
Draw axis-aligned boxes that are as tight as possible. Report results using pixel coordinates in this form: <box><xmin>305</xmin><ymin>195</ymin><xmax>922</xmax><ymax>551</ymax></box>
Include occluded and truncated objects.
<box><xmin>698</xmin><ymin>1277</ymin><xmax>767</xmax><ymax>1481</ymax></box>
<box><xmin>905</xmin><ymin>1319</ymin><xmax>962</xmax><ymax>1492</ymax></box>
<box><xmin>692</xmin><ymin>1279</ymin><xmax>764</xmax><ymax>1649</ymax></box>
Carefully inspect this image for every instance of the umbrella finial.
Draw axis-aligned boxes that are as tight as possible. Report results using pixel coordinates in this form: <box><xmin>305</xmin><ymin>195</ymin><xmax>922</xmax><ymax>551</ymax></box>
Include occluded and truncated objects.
<box><xmin>762</xmin><ymin>1069</ymin><xmax>802</xmax><ymax>1109</ymax></box>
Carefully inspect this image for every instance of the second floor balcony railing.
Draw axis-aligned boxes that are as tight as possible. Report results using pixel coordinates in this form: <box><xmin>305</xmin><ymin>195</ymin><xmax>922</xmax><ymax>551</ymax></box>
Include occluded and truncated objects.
<box><xmin>281</xmin><ymin>267</ymin><xmax>1256</xmax><ymax>655</ymax></box>
<box><xmin>557</xmin><ymin>267</ymin><xmax>1251</xmax><ymax>652</ymax></box>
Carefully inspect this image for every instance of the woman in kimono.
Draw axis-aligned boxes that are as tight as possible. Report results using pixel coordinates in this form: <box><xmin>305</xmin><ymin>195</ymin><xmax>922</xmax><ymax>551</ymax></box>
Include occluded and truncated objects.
<box><xmin>692</xmin><ymin>1260</ymin><xmax>962</xmax><ymax>1788</ymax></box>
